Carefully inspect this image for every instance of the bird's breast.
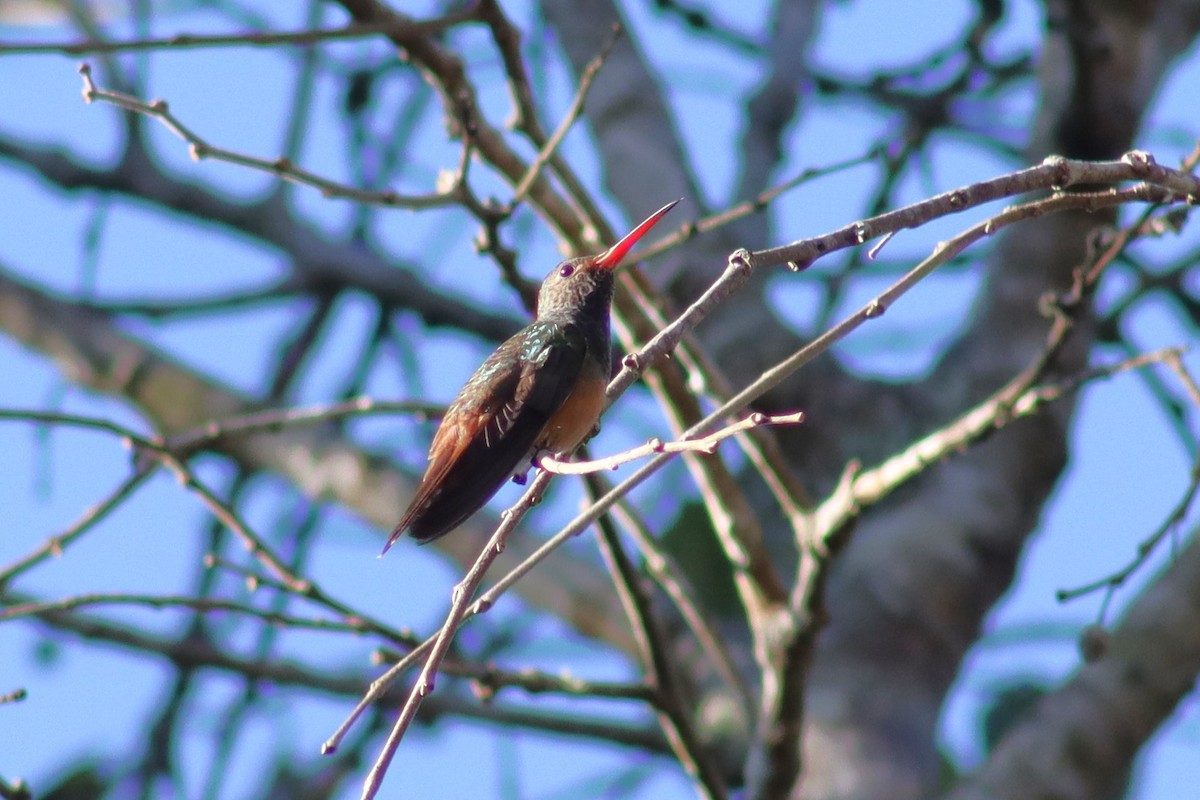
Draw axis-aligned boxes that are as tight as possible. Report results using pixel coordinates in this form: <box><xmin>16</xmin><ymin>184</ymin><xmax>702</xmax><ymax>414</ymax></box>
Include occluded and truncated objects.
<box><xmin>536</xmin><ymin>370</ymin><xmax>608</xmax><ymax>453</ymax></box>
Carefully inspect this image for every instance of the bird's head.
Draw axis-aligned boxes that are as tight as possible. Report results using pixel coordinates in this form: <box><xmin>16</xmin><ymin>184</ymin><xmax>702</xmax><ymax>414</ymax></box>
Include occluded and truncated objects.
<box><xmin>536</xmin><ymin>200</ymin><xmax>679</xmax><ymax>320</ymax></box>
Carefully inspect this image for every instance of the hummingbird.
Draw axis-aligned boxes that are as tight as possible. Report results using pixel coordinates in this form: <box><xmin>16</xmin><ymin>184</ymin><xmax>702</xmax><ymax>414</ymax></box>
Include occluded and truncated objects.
<box><xmin>384</xmin><ymin>200</ymin><xmax>679</xmax><ymax>551</ymax></box>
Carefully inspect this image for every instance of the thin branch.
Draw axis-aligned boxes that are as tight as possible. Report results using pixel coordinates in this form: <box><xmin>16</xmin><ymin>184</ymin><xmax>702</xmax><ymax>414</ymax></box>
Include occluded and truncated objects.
<box><xmin>606</xmin><ymin>499</ymin><xmax>755</xmax><ymax>714</ymax></box>
<box><xmin>1163</xmin><ymin>336</ymin><xmax>1200</xmax><ymax>410</ymax></box>
<box><xmin>358</xmin><ymin>472</ymin><xmax>552</xmax><ymax>800</ymax></box>
<box><xmin>165</xmin><ymin>397</ymin><xmax>444</xmax><ymax>454</ymax></box>
<box><xmin>476</xmin><ymin>0</ymin><xmax>610</xmax><ymax>232</ymax></box>
<box><xmin>510</xmin><ymin>26</ymin><xmax>622</xmax><ymax>205</ymax></box>
<box><xmin>0</xmin><ymin>408</ymin><xmax>411</xmax><ymax>647</ymax></box>
<box><xmin>0</xmin><ymin>15</ymin><xmax>478</xmax><ymax>56</ymax></box>
<box><xmin>30</xmin><ymin>603</ymin><xmax>669</xmax><ymax>752</ymax></box>
<box><xmin>1056</xmin><ymin>447</ymin><xmax>1200</xmax><ymax>607</ymax></box>
<box><xmin>0</xmin><ymin>469</ymin><xmax>151</xmax><ymax>588</ymax></box>
<box><xmin>845</xmin><ymin>346</ymin><xmax>1190</xmax><ymax>521</ymax></box>
<box><xmin>537</xmin><ymin>411</ymin><xmax>804</xmax><ymax>475</ymax></box>
<box><xmin>460</xmin><ymin>660</ymin><xmax>655</xmax><ymax>704</ymax></box>
<box><xmin>0</xmin><ymin>593</ymin><xmax>372</xmax><ymax>634</ymax></box>
<box><xmin>634</xmin><ymin>145</ymin><xmax>885</xmax><ymax>262</ymax></box>
<box><xmin>335</xmin><ymin>0</ymin><xmax>583</xmax><ymax>239</ymax></box>
<box><xmin>83</xmin><ymin>279</ymin><xmax>301</xmax><ymax>318</ymax></box>
<box><xmin>78</xmin><ymin>64</ymin><xmax>467</xmax><ymax>209</ymax></box>
<box><xmin>366</xmin><ymin>640</ymin><xmax>656</xmax><ymax>706</ymax></box>
<box><xmin>592</xmin><ymin>512</ymin><xmax>728</xmax><ymax>798</ymax></box>
<box><xmin>754</xmin><ymin>152</ymin><xmax>1200</xmax><ymax>272</ymax></box>
<box><xmin>716</xmin><ymin>186</ymin><xmax>1191</xmax><ymax>504</ymax></box>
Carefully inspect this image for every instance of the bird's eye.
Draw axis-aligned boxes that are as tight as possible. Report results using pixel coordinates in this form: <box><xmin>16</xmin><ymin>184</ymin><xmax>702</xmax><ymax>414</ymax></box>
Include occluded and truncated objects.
<box><xmin>558</xmin><ymin>264</ymin><xmax>575</xmax><ymax>278</ymax></box>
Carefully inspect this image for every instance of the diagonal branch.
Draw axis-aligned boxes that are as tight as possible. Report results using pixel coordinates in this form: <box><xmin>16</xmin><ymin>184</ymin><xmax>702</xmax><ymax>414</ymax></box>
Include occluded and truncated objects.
<box><xmin>78</xmin><ymin>63</ymin><xmax>469</xmax><ymax>210</ymax></box>
<box><xmin>593</xmin><ymin>511</ymin><xmax>729</xmax><ymax>798</ymax></box>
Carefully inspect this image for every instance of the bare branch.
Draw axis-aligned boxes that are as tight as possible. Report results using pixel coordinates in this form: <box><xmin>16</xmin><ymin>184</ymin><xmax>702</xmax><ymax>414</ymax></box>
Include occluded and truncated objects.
<box><xmin>0</xmin><ymin>592</ymin><xmax>374</xmax><ymax>634</ymax></box>
<box><xmin>537</xmin><ymin>412</ymin><xmax>804</xmax><ymax>475</ymax></box>
<box><xmin>607</xmin><ymin>499</ymin><xmax>755</xmax><ymax>713</ymax></box>
<box><xmin>359</xmin><ymin>473</ymin><xmax>552</xmax><ymax>799</ymax></box>
<box><xmin>510</xmin><ymin>26</ymin><xmax>622</xmax><ymax>205</ymax></box>
<box><xmin>1057</xmin><ymin>447</ymin><xmax>1200</xmax><ymax>608</ymax></box>
<box><xmin>78</xmin><ymin>64</ymin><xmax>466</xmax><ymax>209</ymax></box>
<box><xmin>593</xmin><ymin>511</ymin><xmax>728</xmax><ymax>798</ymax></box>
<box><xmin>0</xmin><ymin>469</ymin><xmax>151</xmax><ymax>588</ymax></box>
<box><xmin>0</xmin><ymin>14</ymin><xmax>477</xmax><ymax>56</ymax></box>
<box><xmin>0</xmin><ymin>407</ymin><xmax>412</xmax><ymax>648</ymax></box>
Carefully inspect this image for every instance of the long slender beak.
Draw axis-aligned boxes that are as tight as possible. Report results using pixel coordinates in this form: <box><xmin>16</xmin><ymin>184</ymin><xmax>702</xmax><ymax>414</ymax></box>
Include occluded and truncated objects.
<box><xmin>593</xmin><ymin>199</ymin><xmax>681</xmax><ymax>270</ymax></box>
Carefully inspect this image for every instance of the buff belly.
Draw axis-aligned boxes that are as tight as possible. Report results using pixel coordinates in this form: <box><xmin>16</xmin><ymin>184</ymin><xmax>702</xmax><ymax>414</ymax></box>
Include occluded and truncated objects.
<box><xmin>536</xmin><ymin>373</ymin><xmax>608</xmax><ymax>453</ymax></box>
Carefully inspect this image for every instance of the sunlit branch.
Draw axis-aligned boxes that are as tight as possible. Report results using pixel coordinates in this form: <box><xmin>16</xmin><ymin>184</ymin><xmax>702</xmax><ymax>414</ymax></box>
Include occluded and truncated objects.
<box><xmin>537</xmin><ymin>411</ymin><xmax>804</xmax><ymax>475</ymax></box>
<box><xmin>606</xmin><ymin>499</ymin><xmax>755</xmax><ymax>713</ymax></box>
<box><xmin>592</xmin><ymin>511</ymin><xmax>728</xmax><ymax>798</ymax></box>
<box><xmin>78</xmin><ymin>64</ymin><xmax>468</xmax><ymax>209</ymax></box>
<box><xmin>755</xmin><ymin>152</ymin><xmax>1200</xmax><ymax>271</ymax></box>
<box><xmin>357</xmin><ymin>471</ymin><xmax>551</xmax><ymax>800</ymax></box>
<box><xmin>510</xmin><ymin>26</ymin><xmax>622</xmax><ymax>205</ymax></box>
<box><xmin>0</xmin><ymin>15</ymin><xmax>478</xmax><ymax>56</ymax></box>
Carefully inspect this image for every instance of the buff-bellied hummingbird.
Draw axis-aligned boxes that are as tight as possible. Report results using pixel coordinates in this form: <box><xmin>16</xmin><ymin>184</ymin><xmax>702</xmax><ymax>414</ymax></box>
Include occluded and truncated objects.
<box><xmin>384</xmin><ymin>200</ymin><xmax>679</xmax><ymax>551</ymax></box>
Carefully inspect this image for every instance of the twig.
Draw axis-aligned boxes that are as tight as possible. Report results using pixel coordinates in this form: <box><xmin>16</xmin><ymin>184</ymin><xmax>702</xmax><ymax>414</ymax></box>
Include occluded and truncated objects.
<box><xmin>477</xmin><ymin>0</ymin><xmax>610</xmax><ymax>232</ymax></box>
<box><xmin>754</xmin><ymin>151</ymin><xmax>1200</xmax><ymax>272</ymax></box>
<box><xmin>592</xmin><ymin>512</ymin><xmax>728</xmax><ymax>798</ymax></box>
<box><xmin>31</xmin><ymin>601</ymin><xmax>668</xmax><ymax>751</ymax></box>
<box><xmin>537</xmin><ymin>411</ymin><xmax>804</xmax><ymax>475</ymax></box>
<box><xmin>0</xmin><ymin>469</ymin><xmax>151</xmax><ymax>588</ymax></box>
<box><xmin>359</xmin><ymin>472</ymin><xmax>552</xmax><ymax>800</ymax></box>
<box><xmin>636</xmin><ymin>146</ymin><xmax>886</xmax><ymax>262</ymax></box>
<box><xmin>367</xmin><ymin>642</ymin><xmax>656</xmax><ymax>703</ymax></box>
<box><xmin>0</xmin><ymin>15</ymin><xmax>477</xmax><ymax>56</ymax></box>
<box><xmin>78</xmin><ymin>64</ymin><xmax>466</xmax><ymax>209</ymax></box>
<box><xmin>165</xmin><ymin>397</ymin><xmax>444</xmax><ymax>453</ymax></box>
<box><xmin>0</xmin><ymin>593</ymin><xmax>371</xmax><ymax>634</ymax></box>
<box><xmin>464</xmin><ymin>660</ymin><xmax>654</xmax><ymax>703</ymax></box>
<box><xmin>713</xmin><ymin>185</ymin><xmax>1190</xmax><ymax>478</ymax></box>
<box><xmin>336</xmin><ymin>0</ymin><xmax>585</xmax><ymax>240</ymax></box>
<box><xmin>1163</xmin><ymin>347</ymin><xmax>1200</xmax><ymax>410</ymax></box>
<box><xmin>84</xmin><ymin>279</ymin><xmax>300</xmax><ymax>318</ymax></box>
<box><xmin>1056</xmin><ymin>448</ymin><xmax>1200</xmax><ymax>608</ymax></box>
<box><xmin>510</xmin><ymin>27</ymin><xmax>622</xmax><ymax>204</ymax></box>
<box><xmin>0</xmin><ymin>408</ymin><xmax>410</xmax><ymax>646</ymax></box>
<box><xmin>617</xmin><ymin>280</ymin><xmax>814</xmax><ymax>537</ymax></box>
<box><xmin>606</xmin><ymin>500</ymin><xmax>755</xmax><ymax>714</ymax></box>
